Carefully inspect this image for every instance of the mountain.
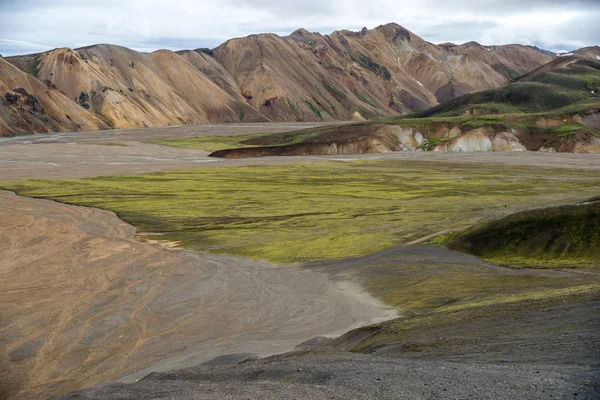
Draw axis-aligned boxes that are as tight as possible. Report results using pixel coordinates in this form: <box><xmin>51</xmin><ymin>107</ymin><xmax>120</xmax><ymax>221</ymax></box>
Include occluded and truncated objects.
<box><xmin>206</xmin><ymin>56</ymin><xmax>600</xmax><ymax>157</ymax></box>
<box><xmin>209</xmin><ymin>23</ymin><xmax>530</xmax><ymax>118</ymax></box>
<box><xmin>440</xmin><ymin>42</ymin><xmax>552</xmax><ymax>80</ymax></box>
<box><xmin>1</xmin><ymin>23</ymin><xmax>591</xmax><ymax>136</ymax></box>
<box><xmin>4</xmin><ymin>44</ymin><xmax>267</xmax><ymax>133</ymax></box>
<box><xmin>409</xmin><ymin>56</ymin><xmax>600</xmax><ymax>117</ymax></box>
<box><xmin>570</xmin><ymin>46</ymin><xmax>600</xmax><ymax>60</ymax></box>
<box><xmin>0</xmin><ymin>57</ymin><xmax>106</xmax><ymax>136</ymax></box>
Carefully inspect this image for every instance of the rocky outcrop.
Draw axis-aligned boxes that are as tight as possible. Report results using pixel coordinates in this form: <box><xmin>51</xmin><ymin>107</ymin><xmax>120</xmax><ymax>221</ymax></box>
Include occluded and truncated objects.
<box><xmin>209</xmin><ymin>119</ymin><xmax>599</xmax><ymax>159</ymax></box>
<box><xmin>210</xmin><ymin>125</ymin><xmax>401</xmax><ymax>158</ymax></box>
<box><xmin>433</xmin><ymin>129</ymin><xmax>526</xmax><ymax>152</ymax></box>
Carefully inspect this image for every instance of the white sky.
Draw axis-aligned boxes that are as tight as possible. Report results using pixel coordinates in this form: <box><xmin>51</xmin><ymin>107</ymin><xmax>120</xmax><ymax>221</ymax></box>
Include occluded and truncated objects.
<box><xmin>0</xmin><ymin>0</ymin><xmax>598</xmax><ymax>56</ymax></box>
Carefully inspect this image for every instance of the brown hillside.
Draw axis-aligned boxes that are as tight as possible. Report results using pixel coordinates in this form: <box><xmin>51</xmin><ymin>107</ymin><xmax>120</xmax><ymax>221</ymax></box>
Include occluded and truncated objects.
<box><xmin>443</xmin><ymin>42</ymin><xmax>552</xmax><ymax>79</ymax></box>
<box><xmin>572</xmin><ymin>46</ymin><xmax>600</xmax><ymax>60</ymax></box>
<box><xmin>1</xmin><ymin>23</ymin><xmax>564</xmax><ymax>135</ymax></box>
<box><xmin>0</xmin><ymin>58</ymin><xmax>105</xmax><ymax>136</ymax></box>
<box><xmin>212</xmin><ymin>23</ymin><xmax>519</xmax><ymax>119</ymax></box>
<box><xmin>7</xmin><ymin>45</ymin><xmax>267</xmax><ymax>130</ymax></box>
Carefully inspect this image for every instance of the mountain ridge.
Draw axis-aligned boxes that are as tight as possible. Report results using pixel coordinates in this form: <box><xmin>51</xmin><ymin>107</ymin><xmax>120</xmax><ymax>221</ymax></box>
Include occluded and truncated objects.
<box><xmin>1</xmin><ymin>23</ymin><xmax>595</xmax><ymax>137</ymax></box>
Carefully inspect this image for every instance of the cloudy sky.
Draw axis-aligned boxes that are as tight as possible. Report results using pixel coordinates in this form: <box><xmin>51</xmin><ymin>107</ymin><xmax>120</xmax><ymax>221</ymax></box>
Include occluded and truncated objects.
<box><xmin>0</xmin><ymin>0</ymin><xmax>598</xmax><ymax>56</ymax></box>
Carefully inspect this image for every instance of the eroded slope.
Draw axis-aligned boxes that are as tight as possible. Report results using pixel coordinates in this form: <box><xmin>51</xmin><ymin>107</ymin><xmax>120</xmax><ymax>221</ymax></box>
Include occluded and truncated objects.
<box><xmin>0</xmin><ymin>58</ymin><xmax>106</xmax><ymax>136</ymax></box>
<box><xmin>2</xmin><ymin>23</ymin><xmax>556</xmax><ymax>134</ymax></box>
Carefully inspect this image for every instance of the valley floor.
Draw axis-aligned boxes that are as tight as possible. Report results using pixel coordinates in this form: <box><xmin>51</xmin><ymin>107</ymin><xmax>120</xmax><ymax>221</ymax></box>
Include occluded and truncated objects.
<box><xmin>0</xmin><ymin>190</ymin><xmax>394</xmax><ymax>399</ymax></box>
<box><xmin>1</xmin><ymin>123</ymin><xmax>599</xmax><ymax>399</ymax></box>
<box><xmin>1</xmin><ymin>123</ymin><xmax>599</xmax><ymax>182</ymax></box>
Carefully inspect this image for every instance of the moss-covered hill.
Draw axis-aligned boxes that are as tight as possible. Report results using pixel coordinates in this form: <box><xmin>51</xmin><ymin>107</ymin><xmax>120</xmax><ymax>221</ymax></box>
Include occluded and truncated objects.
<box><xmin>447</xmin><ymin>200</ymin><xmax>600</xmax><ymax>269</ymax></box>
<box><xmin>398</xmin><ymin>56</ymin><xmax>600</xmax><ymax>118</ymax></box>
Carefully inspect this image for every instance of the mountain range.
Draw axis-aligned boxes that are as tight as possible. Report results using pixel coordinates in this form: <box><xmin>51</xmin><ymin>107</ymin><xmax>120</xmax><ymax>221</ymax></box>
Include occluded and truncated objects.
<box><xmin>1</xmin><ymin>23</ymin><xmax>598</xmax><ymax>137</ymax></box>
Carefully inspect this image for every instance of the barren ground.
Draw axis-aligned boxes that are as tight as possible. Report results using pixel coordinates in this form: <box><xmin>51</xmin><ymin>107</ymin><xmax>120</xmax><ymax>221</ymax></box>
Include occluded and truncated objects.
<box><xmin>1</xmin><ymin>123</ymin><xmax>599</xmax><ymax>181</ymax></box>
<box><xmin>0</xmin><ymin>190</ymin><xmax>394</xmax><ymax>399</ymax></box>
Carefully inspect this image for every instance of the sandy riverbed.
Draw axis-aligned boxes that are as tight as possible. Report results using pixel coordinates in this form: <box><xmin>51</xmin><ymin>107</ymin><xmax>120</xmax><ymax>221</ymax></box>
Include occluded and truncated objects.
<box><xmin>0</xmin><ymin>190</ymin><xmax>396</xmax><ymax>399</ymax></box>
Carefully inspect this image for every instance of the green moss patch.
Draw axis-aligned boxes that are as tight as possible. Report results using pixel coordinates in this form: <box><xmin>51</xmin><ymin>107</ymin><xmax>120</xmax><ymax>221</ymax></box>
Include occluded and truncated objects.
<box><xmin>153</xmin><ymin>134</ymin><xmax>267</xmax><ymax>152</ymax></box>
<box><xmin>2</xmin><ymin>160</ymin><xmax>599</xmax><ymax>264</ymax></box>
<box><xmin>448</xmin><ymin>202</ymin><xmax>600</xmax><ymax>269</ymax></box>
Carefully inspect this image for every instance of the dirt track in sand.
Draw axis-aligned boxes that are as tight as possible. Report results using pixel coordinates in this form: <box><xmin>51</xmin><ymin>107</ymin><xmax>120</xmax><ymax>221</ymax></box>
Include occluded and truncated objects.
<box><xmin>0</xmin><ymin>190</ymin><xmax>395</xmax><ymax>399</ymax></box>
<box><xmin>1</xmin><ymin>122</ymin><xmax>599</xmax><ymax>181</ymax></box>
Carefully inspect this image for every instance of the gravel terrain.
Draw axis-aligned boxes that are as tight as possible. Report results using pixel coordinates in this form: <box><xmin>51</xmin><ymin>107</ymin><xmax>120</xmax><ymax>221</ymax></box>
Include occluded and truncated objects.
<box><xmin>1</xmin><ymin>123</ymin><xmax>599</xmax><ymax>181</ymax></box>
<box><xmin>55</xmin><ymin>349</ymin><xmax>600</xmax><ymax>399</ymax></box>
<box><xmin>55</xmin><ymin>291</ymin><xmax>600</xmax><ymax>399</ymax></box>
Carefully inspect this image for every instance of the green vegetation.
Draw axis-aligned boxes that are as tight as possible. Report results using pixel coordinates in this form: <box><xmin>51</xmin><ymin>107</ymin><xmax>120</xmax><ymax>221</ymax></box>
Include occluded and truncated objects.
<box><xmin>356</xmin><ymin>106</ymin><xmax>378</xmax><ymax>120</ymax></box>
<box><xmin>303</xmin><ymin>99</ymin><xmax>323</xmax><ymax>120</ymax></box>
<box><xmin>2</xmin><ymin>160</ymin><xmax>599</xmax><ymax>264</ymax></box>
<box><xmin>153</xmin><ymin>134</ymin><xmax>267</xmax><ymax>152</ymax></box>
<box><xmin>288</xmin><ymin>100</ymin><xmax>301</xmax><ymax>121</ymax></box>
<box><xmin>349</xmin><ymin>246</ymin><xmax>597</xmax><ymax>311</ymax></box>
<box><xmin>530</xmin><ymin>61</ymin><xmax>600</xmax><ymax>92</ymax></box>
<box><xmin>357</xmin><ymin>94</ymin><xmax>379</xmax><ymax>109</ymax></box>
<box><xmin>352</xmin><ymin>53</ymin><xmax>392</xmax><ymax>80</ymax></box>
<box><xmin>448</xmin><ymin>202</ymin><xmax>600</xmax><ymax>269</ymax></box>
<box><xmin>553</xmin><ymin>124</ymin><xmax>581</xmax><ymax>137</ymax></box>
<box><xmin>348</xmin><ymin>289</ymin><xmax>600</xmax><ymax>353</ymax></box>
<box><xmin>21</xmin><ymin>57</ymin><xmax>40</xmax><ymax>77</ymax></box>
<box><xmin>503</xmin><ymin>65</ymin><xmax>521</xmax><ymax>79</ymax></box>
<box><xmin>418</xmin><ymin>137</ymin><xmax>451</xmax><ymax>151</ymax></box>
<box><xmin>325</xmin><ymin>84</ymin><xmax>347</xmax><ymax>102</ymax></box>
<box><xmin>99</xmin><ymin>116</ymin><xmax>116</xmax><ymax>130</ymax></box>
<box><xmin>406</xmin><ymin>82</ymin><xmax>591</xmax><ymax>117</ymax></box>
<box><xmin>156</xmin><ymin>125</ymin><xmax>339</xmax><ymax>152</ymax></box>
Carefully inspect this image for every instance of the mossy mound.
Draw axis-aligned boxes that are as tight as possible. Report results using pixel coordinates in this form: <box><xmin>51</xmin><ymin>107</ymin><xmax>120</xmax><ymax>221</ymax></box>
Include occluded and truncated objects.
<box><xmin>448</xmin><ymin>201</ymin><xmax>600</xmax><ymax>268</ymax></box>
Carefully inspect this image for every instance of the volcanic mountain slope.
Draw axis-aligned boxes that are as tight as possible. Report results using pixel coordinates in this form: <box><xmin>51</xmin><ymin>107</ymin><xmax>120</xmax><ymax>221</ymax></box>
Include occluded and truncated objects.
<box><xmin>5</xmin><ymin>45</ymin><xmax>267</xmax><ymax>131</ymax></box>
<box><xmin>175</xmin><ymin>49</ymin><xmax>249</xmax><ymax>103</ymax></box>
<box><xmin>440</xmin><ymin>42</ymin><xmax>552</xmax><ymax>80</ymax></box>
<box><xmin>2</xmin><ymin>23</ymin><xmax>556</xmax><ymax>135</ymax></box>
<box><xmin>207</xmin><ymin>56</ymin><xmax>600</xmax><ymax>157</ymax></box>
<box><xmin>211</xmin><ymin>23</ymin><xmax>515</xmax><ymax>120</ymax></box>
<box><xmin>569</xmin><ymin>46</ymin><xmax>600</xmax><ymax>59</ymax></box>
<box><xmin>0</xmin><ymin>58</ymin><xmax>106</xmax><ymax>136</ymax></box>
<box><xmin>411</xmin><ymin>56</ymin><xmax>600</xmax><ymax>117</ymax></box>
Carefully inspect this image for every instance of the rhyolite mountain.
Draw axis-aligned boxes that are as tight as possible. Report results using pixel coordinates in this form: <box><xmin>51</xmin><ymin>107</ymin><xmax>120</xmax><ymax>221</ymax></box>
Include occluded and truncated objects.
<box><xmin>0</xmin><ymin>22</ymin><xmax>590</xmax><ymax>136</ymax></box>
<box><xmin>208</xmin><ymin>56</ymin><xmax>600</xmax><ymax>157</ymax></box>
<box><xmin>0</xmin><ymin>57</ymin><xmax>108</xmax><ymax>134</ymax></box>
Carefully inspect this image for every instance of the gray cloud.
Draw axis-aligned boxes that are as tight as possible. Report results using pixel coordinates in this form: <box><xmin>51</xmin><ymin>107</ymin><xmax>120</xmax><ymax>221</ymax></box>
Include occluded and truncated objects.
<box><xmin>0</xmin><ymin>0</ymin><xmax>598</xmax><ymax>56</ymax></box>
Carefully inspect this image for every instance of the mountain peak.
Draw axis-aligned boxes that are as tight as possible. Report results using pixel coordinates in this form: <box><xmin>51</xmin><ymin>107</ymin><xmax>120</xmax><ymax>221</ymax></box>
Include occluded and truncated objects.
<box><xmin>373</xmin><ymin>22</ymin><xmax>412</xmax><ymax>42</ymax></box>
<box><xmin>290</xmin><ymin>28</ymin><xmax>311</xmax><ymax>36</ymax></box>
<box><xmin>375</xmin><ymin>22</ymin><xmax>405</xmax><ymax>30</ymax></box>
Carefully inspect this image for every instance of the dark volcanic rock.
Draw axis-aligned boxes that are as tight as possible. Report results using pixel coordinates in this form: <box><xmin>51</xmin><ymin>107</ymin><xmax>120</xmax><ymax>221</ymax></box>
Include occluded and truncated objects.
<box><xmin>78</xmin><ymin>92</ymin><xmax>90</xmax><ymax>109</ymax></box>
<box><xmin>25</xmin><ymin>94</ymin><xmax>44</xmax><ymax>114</ymax></box>
<box><xmin>13</xmin><ymin>87</ymin><xmax>28</xmax><ymax>95</ymax></box>
<box><xmin>5</xmin><ymin>92</ymin><xmax>19</xmax><ymax>103</ymax></box>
